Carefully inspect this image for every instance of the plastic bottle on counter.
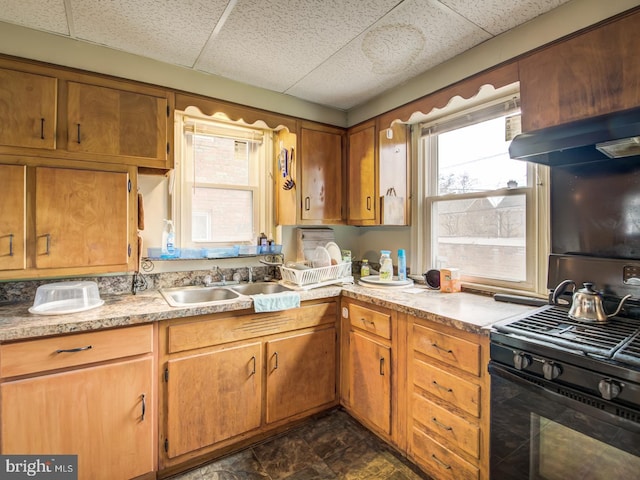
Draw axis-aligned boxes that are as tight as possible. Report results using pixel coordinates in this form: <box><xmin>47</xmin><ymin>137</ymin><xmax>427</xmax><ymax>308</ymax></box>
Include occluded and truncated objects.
<box><xmin>360</xmin><ymin>259</ymin><xmax>370</xmax><ymax>277</ymax></box>
<box><xmin>161</xmin><ymin>220</ymin><xmax>175</xmax><ymax>256</ymax></box>
<box><xmin>258</xmin><ymin>232</ymin><xmax>268</xmax><ymax>252</ymax></box>
<box><xmin>379</xmin><ymin>250</ymin><xmax>393</xmax><ymax>281</ymax></box>
<box><xmin>397</xmin><ymin>249</ymin><xmax>407</xmax><ymax>281</ymax></box>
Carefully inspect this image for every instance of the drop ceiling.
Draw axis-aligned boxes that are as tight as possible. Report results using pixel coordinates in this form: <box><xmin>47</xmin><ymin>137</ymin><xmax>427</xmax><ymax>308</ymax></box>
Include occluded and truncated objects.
<box><xmin>0</xmin><ymin>0</ymin><xmax>575</xmax><ymax>110</ymax></box>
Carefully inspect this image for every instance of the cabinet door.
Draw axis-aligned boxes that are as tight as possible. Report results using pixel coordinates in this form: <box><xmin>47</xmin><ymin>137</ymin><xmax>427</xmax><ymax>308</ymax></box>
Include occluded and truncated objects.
<box><xmin>265</xmin><ymin>327</ymin><xmax>336</xmax><ymax>424</ymax></box>
<box><xmin>349</xmin><ymin>330</ymin><xmax>391</xmax><ymax>434</ymax></box>
<box><xmin>0</xmin><ymin>68</ymin><xmax>57</xmax><ymax>149</ymax></box>
<box><xmin>0</xmin><ymin>165</ymin><xmax>26</xmax><ymax>270</ymax></box>
<box><xmin>0</xmin><ymin>357</ymin><xmax>154</xmax><ymax>480</ymax></box>
<box><xmin>519</xmin><ymin>11</ymin><xmax>640</xmax><ymax>131</ymax></box>
<box><xmin>347</xmin><ymin>125</ymin><xmax>376</xmax><ymax>224</ymax></box>
<box><xmin>300</xmin><ymin>127</ymin><xmax>343</xmax><ymax>222</ymax></box>
<box><xmin>165</xmin><ymin>342</ymin><xmax>262</xmax><ymax>458</ymax></box>
<box><xmin>34</xmin><ymin>167</ymin><xmax>130</xmax><ymax>269</ymax></box>
<box><xmin>67</xmin><ymin>81</ymin><xmax>168</xmax><ymax>161</ymax></box>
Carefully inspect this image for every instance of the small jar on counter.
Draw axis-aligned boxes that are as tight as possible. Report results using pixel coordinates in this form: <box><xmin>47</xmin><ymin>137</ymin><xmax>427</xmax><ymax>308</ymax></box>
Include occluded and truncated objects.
<box><xmin>360</xmin><ymin>259</ymin><xmax>370</xmax><ymax>277</ymax></box>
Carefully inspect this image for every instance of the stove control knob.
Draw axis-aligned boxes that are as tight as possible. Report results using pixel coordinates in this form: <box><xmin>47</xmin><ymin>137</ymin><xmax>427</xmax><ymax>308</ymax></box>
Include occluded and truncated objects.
<box><xmin>513</xmin><ymin>352</ymin><xmax>532</xmax><ymax>370</ymax></box>
<box><xmin>598</xmin><ymin>378</ymin><xmax>622</xmax><ymax>400</ymax></box>
<box><xmin>542</xmin><ymin>362</ymin><xmax>562</xmax><ymax>380</ymax></box>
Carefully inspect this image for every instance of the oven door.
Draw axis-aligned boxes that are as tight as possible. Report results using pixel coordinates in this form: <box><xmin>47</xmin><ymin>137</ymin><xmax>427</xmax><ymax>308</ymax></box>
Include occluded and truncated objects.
<box><xmin>489</xmin><ymin>362</ymin><xmax>640</xmax><ymax>480</ymax></box>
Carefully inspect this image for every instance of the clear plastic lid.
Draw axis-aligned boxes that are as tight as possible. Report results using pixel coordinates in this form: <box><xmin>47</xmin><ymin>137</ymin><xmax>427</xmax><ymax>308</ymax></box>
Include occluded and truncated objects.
<box><xmin>29</xmin><ymin>281</ymin><xmax>104</xmax><ymax>315</ymax></box>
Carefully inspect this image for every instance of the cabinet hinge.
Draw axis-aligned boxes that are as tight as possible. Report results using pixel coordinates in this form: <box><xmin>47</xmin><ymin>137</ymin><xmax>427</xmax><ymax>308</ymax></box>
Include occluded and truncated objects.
<box><xmin>128</xmin><ymin>243</ymin><xmax>132</xmax><ymax>257</ymax></box>
<box><xmin>164</xmin><ymin>438</ymin><xmax>169</xmax><ymax>453</ymax></box>
<box><xmin>164</xmin><ymin>367</ymin><xmax>169</xmax><ymax>382</ymax></box>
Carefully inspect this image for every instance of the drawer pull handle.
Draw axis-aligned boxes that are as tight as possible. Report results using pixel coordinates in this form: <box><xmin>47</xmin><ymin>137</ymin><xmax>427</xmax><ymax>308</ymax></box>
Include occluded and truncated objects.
<box><xmin>40</xmin><ymin>118</ymin><xmax>45</xmax><ymax>139</ymax></box>
<box><xmin>77</xmin><ymin>123</ymin><xmax>81</xmax><ymax>144</ymax></box>
<box><xmin>432</xmin><ymin>454</ymin><xmax>452</xmax><ymax>470</ymax></box>
<box><xmin>250</xmin><ymin>356</ymin><xmax>256</xmax><ymax>375</ymax></box>
<box><xmin>432</xmin><ymin>417</ymin><xmax>453</xmax><ymax>431</ymax></box>
<box><xmin>55</xmin><ymin>345</ymin><xmax>92</xmax><ymax>353</ymax></box>
<box><xmin>8</xmin><ymin>233</ymin><xmax>14</xmax><ymax>256</ymax></box>
<box><xmin>361</xmin><ymin>318</ymin><xmax>375</xmax><ymax>327</ymax></box>
<box><xmin>431</xmin><ymin>343</ymin><xmax>453</xmax><ymax>354</ymax></box>
<box><xmin>379</xmin><ymin>357</ymin><xmax>385</xmax><ymax>376</ymax></box>
<box><xmin>273</xmin><ymin>351</ymin><xmax>279</xmax><ymax>370</ymax></box>
<box><xmin>366</xmin><ymin>196</ymin><xmax>372</xmax><ymax>210</ymax></box>
<box><xmin>39</xmin><ymin>233</ymin><xmax>51</xmax><ymax>255</ymax></box>
<box><xmin>141</xmin><ymin>394</ymin><xmax>146</xmax><ymax>421</ymax></box>
<box><xmin>304</xmin><ymin>196</ymin><xmax>310</xmax><ymax>210</ymax></box>
<box><xmin>432</xmin><ymin>380</ymin><xmax>453</xmax><ymax>393</ymax></box>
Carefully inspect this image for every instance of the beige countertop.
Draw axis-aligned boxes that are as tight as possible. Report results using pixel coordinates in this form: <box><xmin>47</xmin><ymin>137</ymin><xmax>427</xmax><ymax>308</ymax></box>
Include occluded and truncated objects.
<box><xmin>0</xmin><ymin>282</ymin><xmax>536</xmax><ymax>342</ymax></box>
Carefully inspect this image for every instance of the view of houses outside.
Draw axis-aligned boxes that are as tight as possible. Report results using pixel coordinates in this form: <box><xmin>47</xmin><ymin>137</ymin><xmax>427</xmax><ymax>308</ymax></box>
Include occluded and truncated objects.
<box><xmin>433</xmin><ymin>115</ymin><xmax>527</xmax><ymax>282</ymax></box>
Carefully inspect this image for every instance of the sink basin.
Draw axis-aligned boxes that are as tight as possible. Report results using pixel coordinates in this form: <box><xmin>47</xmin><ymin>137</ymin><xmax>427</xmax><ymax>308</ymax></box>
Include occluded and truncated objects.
<box><xmin>160</xmin><ymin>286</ymin><xmax>241</xmax><ymax>307</ymax></box>
<box><xmin>230</xmin><ymin>282</ymin><xmax>294</xmax><ymax>296</ymax></box>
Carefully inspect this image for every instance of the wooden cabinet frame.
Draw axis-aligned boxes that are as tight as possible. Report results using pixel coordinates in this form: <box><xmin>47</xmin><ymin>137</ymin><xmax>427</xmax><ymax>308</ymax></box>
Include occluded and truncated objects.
<box><xmin>157</xmin><ymin>300</ymin><xmax>339</xmax><ymax>477</ymax></box>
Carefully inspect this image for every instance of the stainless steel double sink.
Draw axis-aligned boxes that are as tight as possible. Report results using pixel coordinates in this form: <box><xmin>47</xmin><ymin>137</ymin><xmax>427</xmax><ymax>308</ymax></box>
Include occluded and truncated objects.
<box><xmin>159</xmin><ymin>282</ymin><xmax>294</xmax><ymax>307</ymax></box>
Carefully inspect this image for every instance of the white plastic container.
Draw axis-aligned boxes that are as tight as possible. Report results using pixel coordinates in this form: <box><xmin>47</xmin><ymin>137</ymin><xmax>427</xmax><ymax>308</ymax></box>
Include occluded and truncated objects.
<box><xmin>162</xmin><ymin>220</ymin><xmax>176</xmax><ymax>256</ymax></box>
<box><xmin>29</xmin><ymin>281</ymin><xmax>104</xmax><ymax>315</ymax></box>
<box><xmin>379</xmin><ymin>250</ymin><xmax>393</xmax><ymax>282</ymax></box>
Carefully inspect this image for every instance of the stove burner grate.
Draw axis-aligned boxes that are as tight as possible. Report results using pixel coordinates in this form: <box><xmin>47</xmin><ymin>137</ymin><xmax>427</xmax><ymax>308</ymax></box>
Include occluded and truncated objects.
<box><xmin>496</xmin><ymin>306</ymin><xmax>640</xmax><ymax>359</ymax></box>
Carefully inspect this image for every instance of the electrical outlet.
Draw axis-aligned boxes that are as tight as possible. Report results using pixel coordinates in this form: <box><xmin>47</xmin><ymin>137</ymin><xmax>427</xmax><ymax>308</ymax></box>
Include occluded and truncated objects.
<box><xmin>623</xmin><ymin>265</ymin><xmax>640</xmax><ymax>286</ymax></box>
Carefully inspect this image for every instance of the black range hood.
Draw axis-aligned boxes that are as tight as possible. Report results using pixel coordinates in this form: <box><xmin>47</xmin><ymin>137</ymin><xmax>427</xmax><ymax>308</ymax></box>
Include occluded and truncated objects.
<box><xmin>509</xmin><ymin>106</ymin><xmax>640</xmax><ymax>166</ymax></box>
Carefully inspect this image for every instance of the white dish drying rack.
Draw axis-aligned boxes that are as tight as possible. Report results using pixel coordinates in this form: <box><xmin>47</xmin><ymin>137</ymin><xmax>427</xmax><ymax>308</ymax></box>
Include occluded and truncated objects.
<box><xmin>279</xmin><ymin>263</ymin><xmax>353</xmax><ymax>290</ymax></box>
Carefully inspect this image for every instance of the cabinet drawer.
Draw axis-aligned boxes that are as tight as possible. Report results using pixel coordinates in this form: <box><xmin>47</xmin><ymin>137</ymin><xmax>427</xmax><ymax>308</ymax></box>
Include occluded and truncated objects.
<box><xmin>412</xmin><ymin>428</ymin><xmax>479</xmax><ymax>480</ymax></box>
<box><xmin>0</xmin><ymin>324</ymin><xmax>153</xmax><ymax>378</ymax></box>
<box><xmin>413</xmin><ymin>324</ymin><xmax>480</xmax><ymax>376</ymax></box>
<box><xmin>413</xmin><ymin>393</ymin><xmax>480</xmax><ymax>459</ymax></box>
<box><xmin>168</xmin><ymin>302</ymin><xmax>336</xmax><ymax>353</ymax></box>
<box><xmin>413</xmin><ymin>359</ymin><xmax>480</xmax><ymax>417</ymax></box>
<box><xmin>349</xmin><ymin>303</ymin><xmax>391</xmax><ymax>340</ymax></box>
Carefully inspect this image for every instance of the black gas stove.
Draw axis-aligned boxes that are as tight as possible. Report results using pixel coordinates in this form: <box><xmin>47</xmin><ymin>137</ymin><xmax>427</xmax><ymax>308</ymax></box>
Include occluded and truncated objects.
<box><xmin>491</xmin><ymin>304</ymin><xmax>640</xmax><ymax>411</ymax></box>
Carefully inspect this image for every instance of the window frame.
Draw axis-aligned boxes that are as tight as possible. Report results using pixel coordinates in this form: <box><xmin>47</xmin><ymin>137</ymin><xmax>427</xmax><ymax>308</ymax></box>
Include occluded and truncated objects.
<box><xmin>173</xmin><ymin>112</ymin><xmax>274</xmax><ymax>249</ymax></box>
<box><xmin>416</xmin><ymin>95</ymin><xmax>550</xmax><ymax>295</ymax></box>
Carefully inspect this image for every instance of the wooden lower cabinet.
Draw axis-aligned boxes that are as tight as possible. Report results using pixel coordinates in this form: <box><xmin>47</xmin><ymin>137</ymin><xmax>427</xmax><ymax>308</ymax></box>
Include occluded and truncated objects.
<box><xmin>265</xmin><ymin>328</ymin><xmax>336</xmax><ymax>424</ymax></box>
<box><xmin>348</xmin><ymin>330</ymin><xmax>391</xmax><ymax>435</ymax></box>
<box><xmin>165</xmin><ymin>342</ymin><xmax>262</xmax><ymax>458</ymax></box>
<box><xmin>407</xmin><ymin>317</ymin><xmax>490</xmax><ymax>480</ymax></box>
<box><xmin>340</xmin><ymin>299</ymin><xmax>404</xmax><ymax>445</ymax></box>
<box><xmin>0</xmin><ymin>325</ymin><xmax>155</xmax><ymax>480</ymax></box>
<box><xmin>159</xmin><ymin>301</ymin><xmax>338</xmax><ymax>475</ymax></box>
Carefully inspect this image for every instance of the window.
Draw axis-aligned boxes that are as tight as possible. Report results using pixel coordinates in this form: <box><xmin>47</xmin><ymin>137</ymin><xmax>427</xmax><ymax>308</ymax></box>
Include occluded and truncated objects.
<box><xmin>419</xmin><ymin>97</ymin><xmax>549</xmax><ymax>293</ymax></box>
<box><xmin>175</xmin><ymin>114</ymin><xmax>272</xmax><ymax>249</ymax></box>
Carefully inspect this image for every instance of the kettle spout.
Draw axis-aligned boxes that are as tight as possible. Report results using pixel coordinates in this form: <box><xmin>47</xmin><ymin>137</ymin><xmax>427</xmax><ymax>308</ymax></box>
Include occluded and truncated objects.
<box><xmin>608</xmin><ymin>294</ymin><xmax>633</xmax><ymax>318</ymax></box>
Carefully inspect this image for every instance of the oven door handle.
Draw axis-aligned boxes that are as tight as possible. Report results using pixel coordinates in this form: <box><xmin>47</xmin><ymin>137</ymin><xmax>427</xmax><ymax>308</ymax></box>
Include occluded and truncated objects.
<box><xmin>489</xmin><ymin>361</ymin><xmax>640</xmax><ymax>434</ymax></box>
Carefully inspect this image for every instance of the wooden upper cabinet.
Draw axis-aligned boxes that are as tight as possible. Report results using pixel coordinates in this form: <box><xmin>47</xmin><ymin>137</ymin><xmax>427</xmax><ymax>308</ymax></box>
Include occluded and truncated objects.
<box><xmin>34</xmin><ymin>167</ymin><xmax>130</xmax><ymax>270</ymax></box>
<box><xmin>0</xmin><ymin>68</ymin><xmax>57</xmax><ymax>150</ymax></box>
<box><xmin>66</xmin><ymin>81</ymin><xmax>169</xmax><ymax>165</ymax></box>
<box><xmin>0</xmin><ymin>165</ymin><xmax>26</xmax><ymax>271</ymax></box>
<box><xmin>519</xmin><ymin>10</ymin><xmax>640</xmax><ymax>131</ymax></box>
<box><xmin>299</xmin><ymin>124</ymin><xmax>344</xmax><ymax>223</ymax></box>
<box><xmin>347</xmin><ymin>122</ymin><xmax>376</xmax><ymax>225</ymax></box>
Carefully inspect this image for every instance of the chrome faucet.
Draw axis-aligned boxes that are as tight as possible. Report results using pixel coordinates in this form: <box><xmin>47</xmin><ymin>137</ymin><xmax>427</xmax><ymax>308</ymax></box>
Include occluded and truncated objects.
<box><xmin>203</xmin><ymin>265</ymin><xmax>225</xmax><ymax>286</ymax></box>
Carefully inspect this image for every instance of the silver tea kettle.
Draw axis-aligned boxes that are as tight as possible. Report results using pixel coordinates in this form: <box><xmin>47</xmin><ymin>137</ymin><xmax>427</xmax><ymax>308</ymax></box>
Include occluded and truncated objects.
<box><xmin>552</xmin><ymin>280</ymin><xmax>632</xmax><ymax>323</ymax></box>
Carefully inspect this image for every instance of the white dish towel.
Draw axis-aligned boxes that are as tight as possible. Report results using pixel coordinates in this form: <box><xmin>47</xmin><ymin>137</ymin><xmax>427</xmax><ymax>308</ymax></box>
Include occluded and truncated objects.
<box><xmin>251</xmin><ymin>292</ymin><xmax>301</xmax><ymax>312</ymax></box>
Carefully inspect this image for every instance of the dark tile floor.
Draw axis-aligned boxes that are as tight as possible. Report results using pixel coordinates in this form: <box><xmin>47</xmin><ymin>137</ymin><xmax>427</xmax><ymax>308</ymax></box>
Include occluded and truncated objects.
<box><xmin>170</xmin><ymin>408</ymin><xmax>431</xmax><ymax>480</ymax></box>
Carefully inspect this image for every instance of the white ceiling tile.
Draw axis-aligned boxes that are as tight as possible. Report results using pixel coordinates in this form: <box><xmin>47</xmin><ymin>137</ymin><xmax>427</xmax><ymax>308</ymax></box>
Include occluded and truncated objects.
<box><xmin>288</xmin><ymin>0</ymin><xmax>492</xmax><ymax>109</ymax></box>
<box><xmin>439</xmin><ymin>0</ymin><xmax>572</xmax><ymax>35</ymax></box>
<box><xmin>0</xmin><ymin>0</ymin><xmax>69</xmax><ymax>35</ymax></box>
<box><xmin>194</xmin><ymin>0</ymin><xmax>401</xmax><ymax>93</ymax></box>
<box><xmin>0</xmin><ymin>0</ymin><xmax>582</xmax><ymax>110</ymax></box>
<box><xmin>69</xmin><ymin>0</ymin><xmax>229</xmax><ymax>67</ymax></box>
